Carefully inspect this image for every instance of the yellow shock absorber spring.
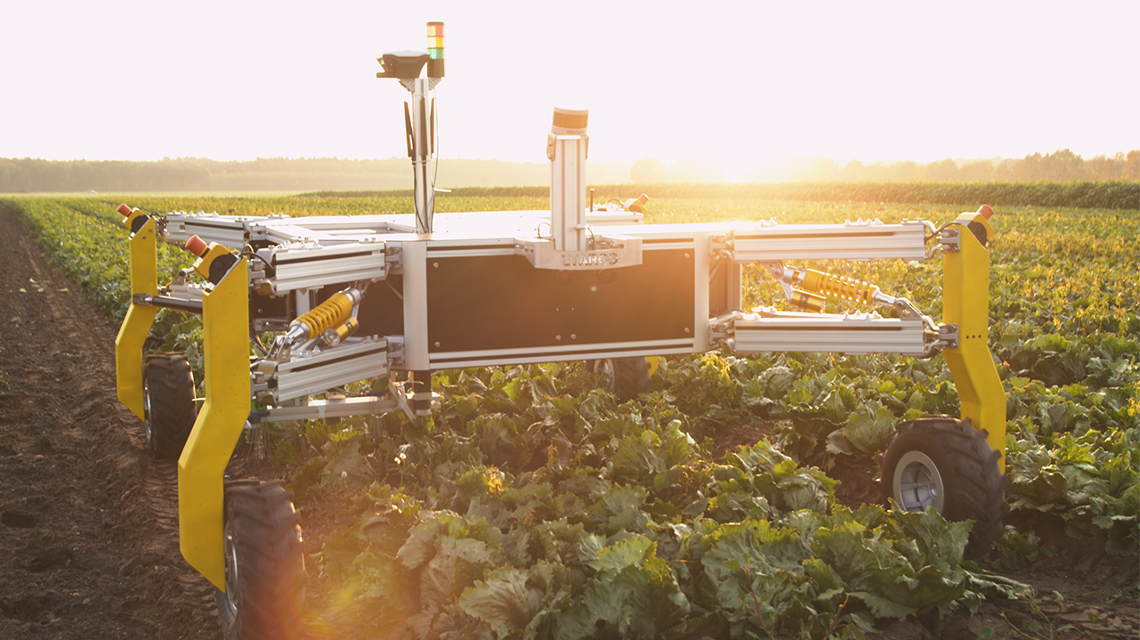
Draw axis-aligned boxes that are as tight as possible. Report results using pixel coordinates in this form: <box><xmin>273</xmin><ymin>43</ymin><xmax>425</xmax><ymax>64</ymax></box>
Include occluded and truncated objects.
<box><xmin>287</xmin><ymin>288</ymin><xmax>362</xmax><ymax>344</ymax></box>
<box><xmin>799</xmin><ymin>269</ymin><xmax>880</xmax><ymax>306</ymax></box>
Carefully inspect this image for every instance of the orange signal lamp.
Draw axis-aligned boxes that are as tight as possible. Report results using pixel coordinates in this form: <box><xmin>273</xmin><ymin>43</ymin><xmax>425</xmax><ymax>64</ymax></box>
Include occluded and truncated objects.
<box><xmin>184</xmin><ymin>235</ymin><xmax>238</xmax><ymax>285</ymax></box>
<box><xmin>118</xmin><ymin>203</ymin><xmax>149</xmax><ymax>234</ymax></box>
<box><xmin>185</xmin><ymin>234</ymin><xmax>209</xmax><ymax>257</ymax></box>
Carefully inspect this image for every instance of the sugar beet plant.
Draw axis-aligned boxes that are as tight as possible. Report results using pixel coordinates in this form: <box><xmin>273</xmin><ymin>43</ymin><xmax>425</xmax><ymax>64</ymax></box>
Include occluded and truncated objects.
<box><xmin>288</xmin><ymin>362</ymin><xmax>1031</xmax><ymax>639</ymax></box>
<box><xmin>3</xmin><ymin>193</ymin><xmax>1137</xmax><ymax>637</ymax></box>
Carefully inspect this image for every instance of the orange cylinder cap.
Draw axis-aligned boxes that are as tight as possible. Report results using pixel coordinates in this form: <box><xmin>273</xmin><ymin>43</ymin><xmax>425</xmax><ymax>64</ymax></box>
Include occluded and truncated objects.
<box><xmin>185</xmin><ymin>235</ymin><xmax>208</xmax><ymax>256</ymax></box>
<box><xmin>117</xmin><ymin>203</ymin><xmax>132</xmax><ymax>216</ymax></box>
<box><xmin>978</xmin><ymin>204</ymin><xmax>994</xmax><ymax>219</ymax></box>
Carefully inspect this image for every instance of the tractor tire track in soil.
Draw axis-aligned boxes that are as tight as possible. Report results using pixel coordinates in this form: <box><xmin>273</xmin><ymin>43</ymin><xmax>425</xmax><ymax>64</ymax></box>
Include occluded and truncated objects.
<box><xmin>0</xmin><ymin>202</ymin><xmax>220</xmax><ymax>640</ymax></box>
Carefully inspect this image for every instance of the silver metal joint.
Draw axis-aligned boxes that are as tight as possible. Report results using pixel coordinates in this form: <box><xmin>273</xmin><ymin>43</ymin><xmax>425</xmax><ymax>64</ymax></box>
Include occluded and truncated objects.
<box><xmin>938</xmin><ymin>323</ymin><xmax>960</xmax><ymax>349</ymax></box>
<box><xmin>938</xmin><ymin>228</ymin><xmax>961</xmax><ymax>253</ymax></box>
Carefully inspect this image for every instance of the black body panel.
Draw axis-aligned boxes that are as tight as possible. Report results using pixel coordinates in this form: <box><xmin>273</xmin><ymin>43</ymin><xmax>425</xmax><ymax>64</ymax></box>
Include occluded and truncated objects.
<box><xmin>426</xmin><ymin>250</ymin><xmax>694</xmax><ymax>353</ymax></box>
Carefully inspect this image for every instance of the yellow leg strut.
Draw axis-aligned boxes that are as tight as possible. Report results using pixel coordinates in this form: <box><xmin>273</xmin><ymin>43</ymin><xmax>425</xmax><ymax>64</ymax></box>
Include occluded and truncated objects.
<box><xmin>115</xmin><ymin>217</ymin><xmax>160</xmax><ymax>420</ymax></box>
<box><xmin>941</xmin><ymin>211</ymin><xmax>1006</xmax><ymax>470</ymax></box>
<box><xmin>178</xmin><ymin>259</ymin><xmax>250</xmax><ymax>590</ymax></box>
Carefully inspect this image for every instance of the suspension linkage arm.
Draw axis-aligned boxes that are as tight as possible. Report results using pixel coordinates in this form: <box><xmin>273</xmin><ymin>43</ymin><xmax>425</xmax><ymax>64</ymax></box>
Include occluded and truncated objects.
<box><xmin>767</xmin><ymin>264</ymin><xmax>938</xmax><ymax>331</ymax></box>
<box><xmin>132</xmin><ymin>292</ymin><xmax>204</xmax><ymax>314</ymax></box>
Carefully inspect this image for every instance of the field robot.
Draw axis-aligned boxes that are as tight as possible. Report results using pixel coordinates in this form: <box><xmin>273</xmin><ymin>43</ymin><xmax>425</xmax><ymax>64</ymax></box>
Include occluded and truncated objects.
<box><xmin>112</xmin><ymin>22</ymin><xmax>1007</xmax><ymax>639</ymax></box>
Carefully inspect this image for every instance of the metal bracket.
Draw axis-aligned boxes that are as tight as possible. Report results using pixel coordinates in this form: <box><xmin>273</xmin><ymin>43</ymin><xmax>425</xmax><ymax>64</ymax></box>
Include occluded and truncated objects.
<box><xmin>710</xmin><ymin>234</ymin><xmax>732</xmax><ymax>259</ymax></box>
<box><xmin>894</xmin><ymin>300</ymin><xmax>921</xmax><ymax>320</ymax></box>
<box><xmin>519</xmin><ymin>235</ymin><xmax>643</xmax><ymax>270</ymax></box>
<box><xmin>386</xmin><ymin>335</ymin><xmax>405</xmax><ymax>367</ymax></box>
<box><xmin>938</xmin><ymin>323</ymin><xmax>959</xmax><ymax>349</ymax></box>
<box><xmin>708</xmin><ymin>312</ymin><xmax>737</xmax><ymax>346</ymax></box>
<box><xmin>938</xmin><ymin>227</ymin><xmax>961</xmax><ymax>253</ymax></box>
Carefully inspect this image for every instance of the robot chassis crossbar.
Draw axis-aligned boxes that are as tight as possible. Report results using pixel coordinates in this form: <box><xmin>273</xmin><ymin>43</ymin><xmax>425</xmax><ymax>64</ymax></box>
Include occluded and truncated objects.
<box><xmin>111</xmin><ymin>21</ymin><xmax>1006</xmax><ymax>638</ymax></box>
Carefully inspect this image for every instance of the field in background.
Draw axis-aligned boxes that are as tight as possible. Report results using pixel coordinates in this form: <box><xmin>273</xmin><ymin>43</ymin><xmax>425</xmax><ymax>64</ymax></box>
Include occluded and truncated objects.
<box><xmin>2</xmin><ymin>191</ymin><xmax>1136</xmax><ymax>638</ymax></box>
<box><xmin>3</xmin><ymin>149</ymin><xmax>1136</xmax><ymax>193</ymax></box>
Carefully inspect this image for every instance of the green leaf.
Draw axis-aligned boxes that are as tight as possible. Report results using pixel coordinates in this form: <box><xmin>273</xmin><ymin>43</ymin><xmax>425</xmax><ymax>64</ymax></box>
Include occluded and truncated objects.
<box><xmin>459</xmin><ymin>566</ymin><xmax>542</xmax><ymax>640</ymax></box>
<box><xmin>613</xmin><ymin>429</ymin><xmax>666</xmax><ymax>475</ymax></box>
<box><xmin>819</xmin><ymin>387</ymin><xmax>856</xmax><ymax>424</ymax></box>
<box><xmin>849</xmin><ymin>590</ymin><xmax>916</xmax><ymax>620</ymax></box>
<box><xmin>590</xmin><ymin>536</ymin><xmax>654</xmax><ymax>573</ymax></box>
<box><xmin>832</xmin><ymin>405</ymin><xmax>897</xmax><ymax>456</ymax></box>
<box><xmin>419</xmin><ymin>535</ymin><xmax>499</xmax><ymax>604</ymax></box>
<box><xmin>576</xmin><ymin>533</ymin><xmax>606</xmax><ymax>565</ymax></box>
<box><xmin>320</xmin><ymin>432</ymin><xmax>372</xmax><ymax>483</ymax></box>
<box><xmin>398</xmin><ymin>519</ymin><xmax>444</xmax><ymax>570</ymax></box>
<box><xmin>589</xmin><ymin>485</ymin><xmax>651</xmax><ymax>534</ymax></box>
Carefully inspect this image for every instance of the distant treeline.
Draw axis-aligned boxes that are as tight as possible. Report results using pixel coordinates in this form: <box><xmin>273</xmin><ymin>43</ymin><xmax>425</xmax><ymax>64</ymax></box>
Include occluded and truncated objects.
<box><xmin>1</xmin><ymin>149</ymin><xmax>1136</xmax><ymax>193</ymax></box>
<box><xmin>632</xmin><ymin>149</ymin><xmax>1140</xmax><ymax>184</ymax></box>
<box><xmin>0</xmin><ymin>157</ymin><xmax>629</xmax><ymax>193</ymax></box>
<box><xmin>593</xmin><ymin>181</ymin><xmax>1140</xmax><ymax>209</ymax></box>
<box><xmin>320</xmin><ymin>182</ymin><xmax>1140</xmax><ymax>210</ymax></box>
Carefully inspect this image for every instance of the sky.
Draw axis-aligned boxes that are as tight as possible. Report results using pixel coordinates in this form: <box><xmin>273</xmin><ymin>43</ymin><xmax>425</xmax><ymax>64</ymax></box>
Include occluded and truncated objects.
<box><xmin>2</xmin><ymin>0</ymin><xmax>1137</xmax><ymax>175</ymax></box>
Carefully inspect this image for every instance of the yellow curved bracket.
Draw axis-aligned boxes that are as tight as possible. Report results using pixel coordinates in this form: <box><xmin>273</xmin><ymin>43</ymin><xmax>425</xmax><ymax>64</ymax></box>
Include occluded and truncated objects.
<box><xmin>942</xmin><ymin>212</ymin><xmax>1006</xmax><ymax>470</ymax></box>
<box><xmin>179</xmin><ymin>259</ymin><xmax>249</xmax><ymax>590</ymax></box>
<box><xmin>115</xmin><ymin>218</ymin><xmax>160</xmax><ymax>420</ymax></box>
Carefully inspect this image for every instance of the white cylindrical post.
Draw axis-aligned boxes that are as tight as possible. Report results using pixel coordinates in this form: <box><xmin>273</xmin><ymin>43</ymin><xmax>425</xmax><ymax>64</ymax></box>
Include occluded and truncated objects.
<box><xmin>411</xmin><ymin>78</ymin><xmax>433</xmax><ymax>234</ymax></box>
<box><xmin>548</xmin><ymin>108</ymin><xmax>588</xmax><ymax>252</ymax></box>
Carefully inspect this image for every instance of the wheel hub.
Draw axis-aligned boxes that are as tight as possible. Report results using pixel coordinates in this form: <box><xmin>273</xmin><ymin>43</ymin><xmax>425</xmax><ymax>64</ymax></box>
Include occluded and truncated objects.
<box><xmin>221</xmin><ymin>519</ymin><xmax>241</xmax><ymax>620</ymax></box>
<box><xmin>893</xmin><ymin>450</ymin><xmax>945</xmax><ymax>512</ymax></box>
<box><xmin>142</xmin><ymin>382</ymin><xmax>154</xmax><ymax>450</ymax></box>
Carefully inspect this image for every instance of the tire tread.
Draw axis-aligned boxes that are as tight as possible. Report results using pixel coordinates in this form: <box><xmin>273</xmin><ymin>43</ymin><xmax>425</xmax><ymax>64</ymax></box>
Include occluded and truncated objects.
<box><xmin>217</xmin><ymin>479</ymin><xmax>307</xmax><ymax>640</ymax></box>
<box><xmin>881</xmin><ymin>416</ymin><xmax>1008</xmax><ymax>559</ymax></box>
<box><xmin>143</xmin><ymin>353</ymin><xmax>196</xmax><ymax>459</ymax></box>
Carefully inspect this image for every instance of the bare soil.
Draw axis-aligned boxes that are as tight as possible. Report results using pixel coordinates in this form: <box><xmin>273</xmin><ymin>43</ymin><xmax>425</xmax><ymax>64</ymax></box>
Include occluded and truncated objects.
<box><xmin>0</xmin><ymin>201</ymin><xmax>1135</xmax><ymax>639</ymax></box>
<box><xmin>0</xmin><ymin>202</ymin><xmax>220</xmax><ymax>639</ymax></box>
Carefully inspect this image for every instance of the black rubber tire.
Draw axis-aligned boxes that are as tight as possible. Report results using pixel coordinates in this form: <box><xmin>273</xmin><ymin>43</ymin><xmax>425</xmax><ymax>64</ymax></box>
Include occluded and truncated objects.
<box><xmin>880</xmin><ymin>416</ymin><xmax>1008</xmax><ymax>560</ymax></box>
<box><xmin>589</xmin><ymin>357</ymin><xmax>650</xmax><ymax>402</ymax></box>
<box><xmin>215</xmin><ymin>479</ymin><xmax>307</xmax><ymax>640</ymax></box>
<box><xmin>142</xmin><ymin>352</ymin><xmax>197</xmax><ymax>459</ymax></box>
